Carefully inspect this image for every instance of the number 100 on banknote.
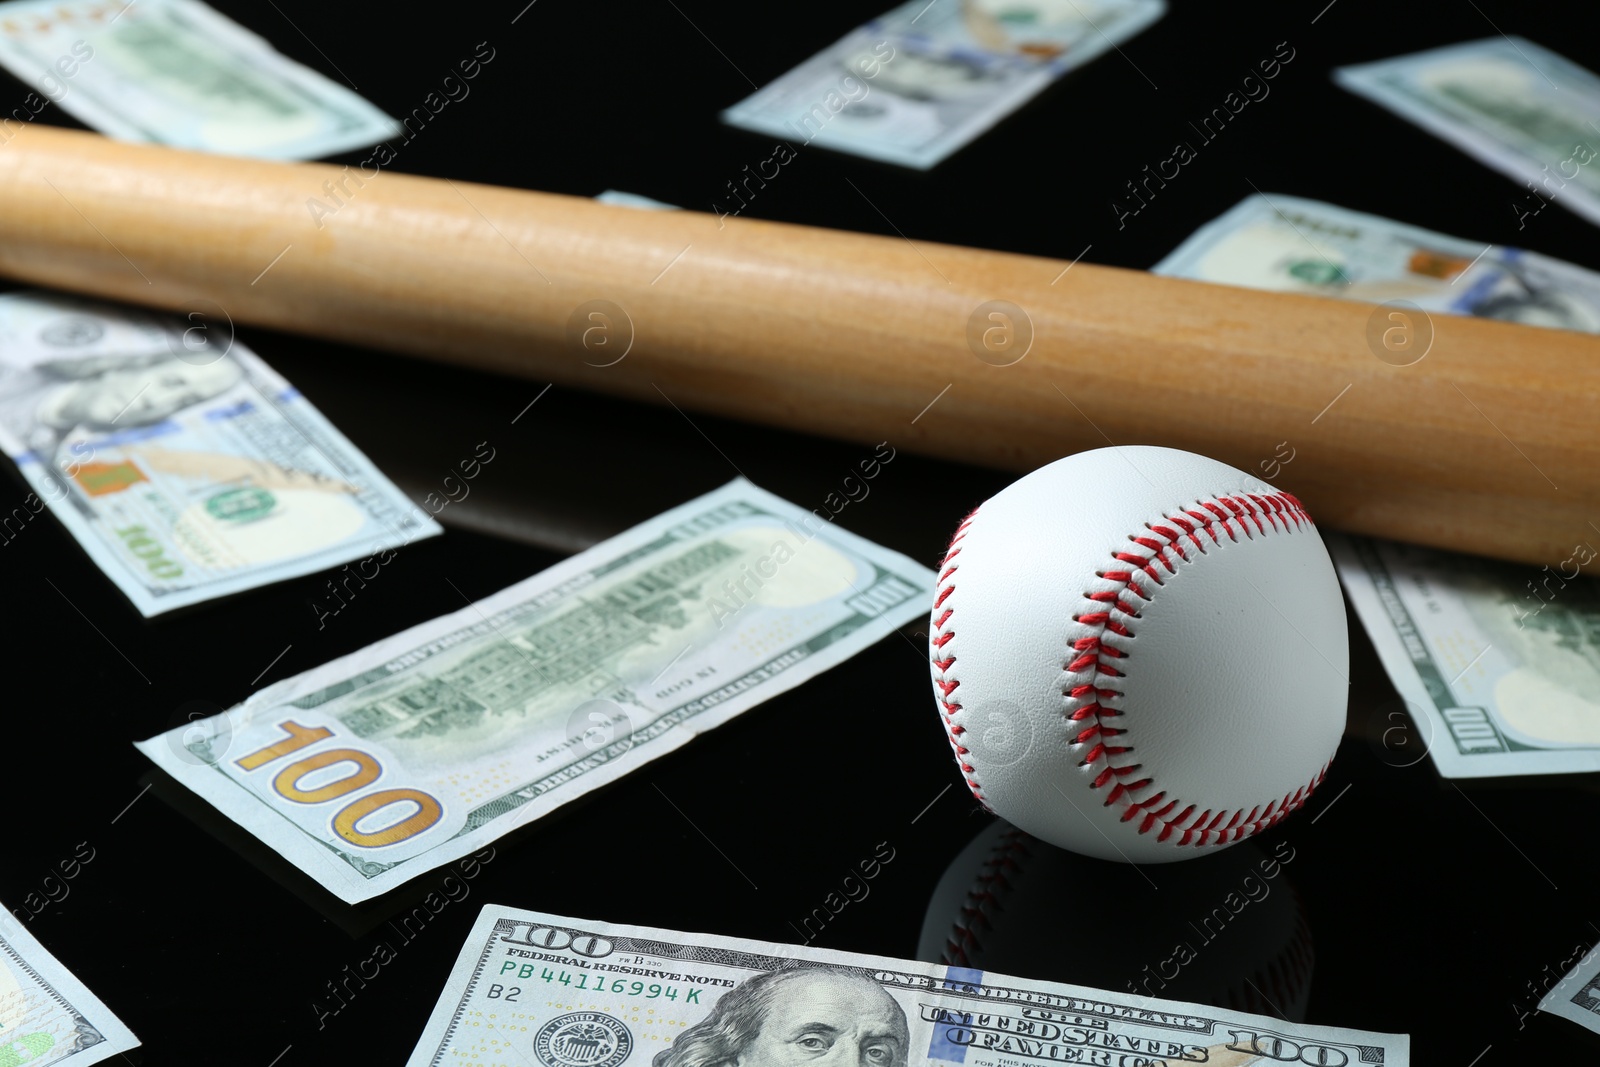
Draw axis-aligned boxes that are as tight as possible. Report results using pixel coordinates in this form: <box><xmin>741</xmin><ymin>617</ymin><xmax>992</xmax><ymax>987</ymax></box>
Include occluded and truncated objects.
<box><xmin>138</xmin><ymin>479</ymin><xmax>935</xmax><ymax>902</ymax></box>
<box><xmin>404</xmin><ymin>907</ymin><xmax>1409</xmax><ymax>1067</ymax></box>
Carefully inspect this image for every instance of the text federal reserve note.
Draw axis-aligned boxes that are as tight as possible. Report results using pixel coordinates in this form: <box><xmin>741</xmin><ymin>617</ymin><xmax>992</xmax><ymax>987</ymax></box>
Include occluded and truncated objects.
<box><xmin>0</xmin><ymin>0</ymin><xmax>399</xmax><ymax>158</ymax></box>
<box><xmin>0</xmin><ymin>291</ymin><xmax>440</xmax><ymax>615</ymax></box>
<box><xmin>721</xmin><ymin>0</ymin><xmax>1165</xmax><ymax>170</ymax></box>
<box><xmin>1540</xmin><ymin>941</ymin><xmax>1600</xmax><ymax>1035</ymax></box>
<box><xmin>1</xmin><ymin>905</ymin><xmax>138</xmax><ymax>1066</ymax></box>
<box><xmin>138</xmin><ymin>478</ymin><xmax>935</xmax><ymax>902</ymax></box>
<box><xmin>1154</xmin><ymin>194</ymin><xmax>1600</xmax><ymax>333</ymax></box>
<box><xmin>1332</xmin><ymin>535</ymin><xmax>1600</xmax><ymax>778</ymax></box>
<box><xmin>1334</xmin><ymin>38</ymin><xmax>1600</xmax><ymax>227</ymax></box>
<box><xmin>405</xmin><ymin>906</ymin><xmax>1409</xmax><ymax>1067</ymax></box>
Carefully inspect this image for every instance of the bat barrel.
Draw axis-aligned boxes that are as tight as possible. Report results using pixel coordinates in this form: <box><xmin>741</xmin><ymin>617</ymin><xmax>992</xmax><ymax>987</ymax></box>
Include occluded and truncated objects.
<box><xmin>0</xmin><ymin>123</ymin><xmax>1594</xmax><ymax>565</ymax></box>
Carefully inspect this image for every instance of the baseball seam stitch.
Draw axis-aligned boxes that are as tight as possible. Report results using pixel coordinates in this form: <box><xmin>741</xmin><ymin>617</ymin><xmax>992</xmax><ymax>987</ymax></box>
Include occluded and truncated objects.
<box><xmin>938</xmin><ymin>825</ymin><xmax>1032</xmax><ymax>967</ymax></box>
<box><xmin>931</xmin><ymin>507</ymin><xmax>981</xmax><ymax>800</ymax></box>
<box><xmin>1067</xmin><ymin>490</ymin><xmax>1329</xmax><ymax>847</ymax></box>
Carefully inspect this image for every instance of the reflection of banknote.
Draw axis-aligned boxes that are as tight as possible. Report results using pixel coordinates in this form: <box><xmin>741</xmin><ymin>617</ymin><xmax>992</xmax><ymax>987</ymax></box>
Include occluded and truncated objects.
<box><xmin>0</xmin><ymin>291</ymin><xmax>440</xmax><ymax>616</ymax></box>
<box><xmin>406</xmin><ymin>906</ymin><xmax>1408</xmax><ymax>1067</ymax></box>
<box><xmin>138</xmin><ymin>479</ymin><xmax>935</xmax><ymax>902</ymax></box>
<box><xmin>0</xmin><ymin>0</ymin><xmax>399</xmax><ymax>158</ymax></box>
<box><xmin>1334</xmin><ymin>38</ymin><xmax>1600</xmax><ymax>226</ymax></box>
<box><xmin>1541</xmin><ymin>941</ymin><xmax>1600</xmax><ymax>1035</ymax></box>
<box><xmin>1153</xmin><ymin>194</ymin><xmax>1600</xmax><ymax>332</ymax></box>
<box><xmin>0</xmin><ymin>905</ymin><xmax>139</xmax><ymax>1065</ymax></box>
<box><xmin>722</xmin><ymin>0</ymin><xmax>1165</xmax><ymax>170</ymax></box>
<box><xmin>1332</xmin><ymin>535</ymin><xmax>1600</xmax><ymax>778</ymax></box>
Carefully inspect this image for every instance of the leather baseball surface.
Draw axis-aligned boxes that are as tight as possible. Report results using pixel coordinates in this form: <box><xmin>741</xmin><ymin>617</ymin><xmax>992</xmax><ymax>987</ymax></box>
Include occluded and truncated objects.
<box><xmin>928</xmin><ymin>446</ymin><xmax>1347</xmax><ymax>863</ymax></box>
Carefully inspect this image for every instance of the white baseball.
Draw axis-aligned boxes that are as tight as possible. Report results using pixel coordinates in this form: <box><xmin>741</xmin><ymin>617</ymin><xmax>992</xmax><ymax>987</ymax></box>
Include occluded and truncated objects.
<box><xmin>928</xmin><ymin>446</ymin><xmax>1347</xmax><ymax>863</ymax></box>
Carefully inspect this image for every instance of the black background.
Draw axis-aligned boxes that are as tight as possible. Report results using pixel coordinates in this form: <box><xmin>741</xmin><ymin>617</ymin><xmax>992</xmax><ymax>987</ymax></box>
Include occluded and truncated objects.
<box><xmin>4</xmin><ymin>1</ymin><xmax>1600</xmax><ymax>1064</ymax></box>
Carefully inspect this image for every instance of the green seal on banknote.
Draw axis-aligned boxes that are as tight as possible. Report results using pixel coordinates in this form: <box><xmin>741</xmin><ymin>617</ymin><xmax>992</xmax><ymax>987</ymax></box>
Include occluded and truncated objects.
<box><xmin>1287</xmin><ymin>260</ymin><xmax>1347</xmax><ymax>286</ymax></box>
<box><xmin>205</xmin><ymin>486</ymin><xmax>276</xmax><ymax>523</ymax></box>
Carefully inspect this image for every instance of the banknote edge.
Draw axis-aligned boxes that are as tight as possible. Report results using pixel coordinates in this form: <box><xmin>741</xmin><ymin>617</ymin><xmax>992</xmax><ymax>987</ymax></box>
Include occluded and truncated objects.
<box><xmin>1332</xmin><ymin>48</ymin><xmax>1600</xmax><ymax>227</ymax></box>
<box><xmin>133</xmin><ymin>478</ymin><xmax>935</xmax><ymax>900</ymax></box>
<box><xmin>0</xmin><ymin>908</ymin><xmax>140</xmax><ymax>1063</ymax></box>
<box><xmin>405</xmin><ymin>904</ymin><xmax>1410</xmax><ymax>1064</ymax></box>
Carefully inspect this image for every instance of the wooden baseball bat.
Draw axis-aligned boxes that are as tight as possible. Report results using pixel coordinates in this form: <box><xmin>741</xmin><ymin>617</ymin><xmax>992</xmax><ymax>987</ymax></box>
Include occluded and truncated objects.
<box><xmin>0</xmin><ymin>124</ymin><xmax>1592</xmax><ymax>566</ymax></box>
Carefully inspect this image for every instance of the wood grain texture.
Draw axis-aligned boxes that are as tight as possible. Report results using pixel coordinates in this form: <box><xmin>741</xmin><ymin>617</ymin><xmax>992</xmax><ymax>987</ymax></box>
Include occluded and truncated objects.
<box><xmin>0</xmin><ymin>124</ymin><xmax>1594</xmax><ymax>565</ymax></box>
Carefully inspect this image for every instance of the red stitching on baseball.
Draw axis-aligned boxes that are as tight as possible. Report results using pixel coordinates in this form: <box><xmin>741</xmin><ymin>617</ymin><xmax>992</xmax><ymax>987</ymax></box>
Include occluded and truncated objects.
<box><xmin>1062</xmin><ymin>490</ymin><xmax>1329</xmax><ymax>848</ymax></box>
<box><xmin>938</xmin><ymin>826</ymin><xmax>1032</xmax><ymax>967</ymax></box>
<box><xmin>931</xmin><ymin>507</ymin><xmax>983</xmax><ymax>800</ymax></box>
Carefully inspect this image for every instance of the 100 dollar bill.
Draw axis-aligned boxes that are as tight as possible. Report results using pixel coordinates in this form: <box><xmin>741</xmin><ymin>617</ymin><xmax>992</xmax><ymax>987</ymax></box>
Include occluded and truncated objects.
<box><xmin>138</xmin><ymin>479</ymin><xmax>935</xmax><ymax>902</ymax></box>
<box><xmin>0</xmin><ymin>0</ymin><xmax>399</xmax><ymax>159</ymax></box>
<box><xmin>1</xmin><ymin>904</ymin><xmax>138</xmax><ymax>1066</ymax></box>
<box><xmin>721</xmin><ymin>0</ymin><xmax>1165</xmax><ymax>170</ymax></box>
<box><xmin>1153</xmin><ymin>194</ymin><xmax>1600</xmax><ymax>333</ymax></box>
<box><xmin>1541</xmin><ymin>940</ymin><xmax>1600</xmax><ymax>1036</ymax></box>
<box><xmin>1332</xmin><ymin>535</ymin><xmax>1600</xmax><ymax>778</ymax></box>
<box><xmin>0</xmin><ymin>291</ymin><xmax>440</xmax><ymax>615</ymax></box>
<box><xmin>1334</xmin><ymin>38</ymin><xmax>1600</xmax><ymax>228</ymax></box>
<box><xmin>406</xmin><ymin>905</ymin><xmax>1409</xmax><ymax>1067</ymax></box>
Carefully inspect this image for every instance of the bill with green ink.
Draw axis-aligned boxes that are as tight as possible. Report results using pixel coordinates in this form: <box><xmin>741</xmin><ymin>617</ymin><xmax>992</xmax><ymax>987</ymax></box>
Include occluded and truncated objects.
<box><xmin>405</xmin><ymin>905</ymin><xmax>1409</xmax><ymax>1067</ymax></box>
<box><xmin>1331</xmin><ymin>534</ymin><xmax>1600</xmax><ymax>778</ymax></box>
<box><xmin>137</xmin><ymin>478</ymin><xmax>936</xmax><ymax>903</ymax></box>
<box><xmin>1334</xmin><ymin>38</ymin><xmax>1600</xmax><ymax>227</ymax></box>
<box><xmin>1154</xmin><ymin>193</ymin><xmax>1600</xmax><ymax>333</ymax></box>
<box><xmin>1540</xmin><ymin>940</ymin><xmax>1600</xmax><ymax>1036</ymax></box>
<box><xmin>721</xmin><ymin>0</ymin><xmax>1165</xmax><ymax>170</ymax></box>
<box><xmin>0</xmin><ymin>291</ymin><xmax>441</xmax><ymax>615</ymax></box>
<box><xmin>1</xmin><ymin>904</ymin><xmax>139</xmax><ymax>1066</ymax></box>
<box><xmin>0</xmin><ymin>0</ymin><xmax>399</xmax><ymax>159</ymax></box>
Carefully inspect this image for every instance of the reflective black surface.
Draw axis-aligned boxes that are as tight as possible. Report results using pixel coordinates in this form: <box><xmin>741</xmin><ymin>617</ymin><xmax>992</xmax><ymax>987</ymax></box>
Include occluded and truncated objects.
<box><xmin>6</xmin><ymin>2</ymin><xmax>1600</xmax><ymax>1064</ymax></box>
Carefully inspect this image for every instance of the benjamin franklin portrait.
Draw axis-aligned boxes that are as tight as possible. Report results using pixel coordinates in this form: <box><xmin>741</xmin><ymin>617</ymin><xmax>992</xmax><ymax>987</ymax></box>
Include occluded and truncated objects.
<box><xmin>654</xmin><ymin>966</ymin><xmax>910</xmax><ymax>1067</ymax></box>
<box><xmin>0</xmin><ymin>347</ymin><xmax>243</xmax><ymax>495</ymax></box>
<box><xmin>23</xmin><ymin>351</ymin><xmax>242</xmax><ymax>440</ymax></box>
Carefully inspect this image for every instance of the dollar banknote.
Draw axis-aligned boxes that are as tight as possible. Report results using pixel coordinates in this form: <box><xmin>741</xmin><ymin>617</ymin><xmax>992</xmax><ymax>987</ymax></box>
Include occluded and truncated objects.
<box><xmin>1331</xmin><ymin>535</ymin><xmax>1600</xmax><ymax>778</ymax></box>
<box><xmin>1334</xmin><ymin>38</ymin><xmax>1600</xmax><ymax>227</ymax></box>
<box><xmin>595</xmin><ymin>191</ymin><xmax>681</xmax><ymax>211</ymax></box>
<box><xmin>1153</xmin><ymin>194</ymin><xmax>1600</xmax><ymax>333</ymax></box>
<box><xmin>405</xmin><ymin>905</ymin><xmax>1409</xmax><ymax>1067</ymax></box>
<box><xmin>0</xmin><ymin>291</ymin><xmax>441</xmax><ymax>615</ymax></box>
<box><xmin>1541</xmin><ymin>941</ymin><xmax>1600</xmax><ymax>1035</ymax></box>
<box><xmin>0</xmin><ymin>0</ymin><xmax>399</xmax><ymax>159</ymax></box>
<box><xmin>1</xmin><ymin>904</ymin><xmax>139</xmax><ymax>1065</ymax></box>
<box><xmin>138</xmin><ymin>479</ymin><xmax>935</xmax><ymax>902</ymax></box>
<box><xmin>721</xmin><ymin>0</ymin><xmax>1165</xmax><ymax>170</ymax></box>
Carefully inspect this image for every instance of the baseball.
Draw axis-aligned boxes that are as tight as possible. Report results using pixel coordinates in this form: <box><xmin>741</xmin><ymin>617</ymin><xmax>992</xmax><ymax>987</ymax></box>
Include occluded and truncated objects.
<box><xmin>928</xmin><ymin>446</ymin><xmax>1347</xmax><ymax>863</ymax></box>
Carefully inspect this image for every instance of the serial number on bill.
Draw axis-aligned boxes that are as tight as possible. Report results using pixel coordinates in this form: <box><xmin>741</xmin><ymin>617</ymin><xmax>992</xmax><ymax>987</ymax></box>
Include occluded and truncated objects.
<box><xmin>489</xmin><ymin>966</ymin><xmax>702</xmax><ymax>1002</ymax></box>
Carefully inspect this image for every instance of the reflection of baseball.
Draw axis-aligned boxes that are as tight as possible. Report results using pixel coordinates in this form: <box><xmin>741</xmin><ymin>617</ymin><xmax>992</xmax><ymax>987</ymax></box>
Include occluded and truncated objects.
<box><xmin>928</xmin><ymin>447</ymin><xmax>1346</xmax><ymax>863</ymax></box>
<box><xmin>917</xmin><ymin>821</ymin><xmax>1315</xmax><ymax>1021</ymax></box>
